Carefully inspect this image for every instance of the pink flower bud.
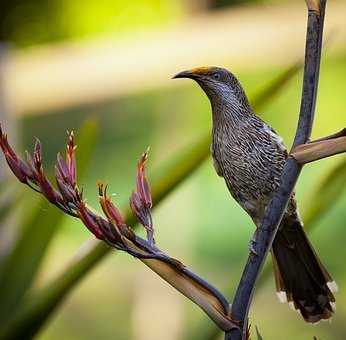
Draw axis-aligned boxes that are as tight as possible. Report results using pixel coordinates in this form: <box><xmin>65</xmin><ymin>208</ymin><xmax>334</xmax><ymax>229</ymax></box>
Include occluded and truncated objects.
<box><xmin>136</xmin><ymin>150</ymin><xmax>152</xmax><ymax>208</ymax></box>
<box><xmin>98</xmin><ymin>183</ymin><xmax>125</xmax><ymax>227</ymax></box>
<box><xmin>78</xmin><ymin>201</ymin><xmax>103</xmax><ymax>240</ymax></box>
<box><xmin>66</xmin><ymin>132</ymin><xmax>77</xmax><ymax>186</ymax></box>
<box><xmin>0</xmin><ymin>127</ymin><xmax>28</xmax><ymax>183</ymax></box>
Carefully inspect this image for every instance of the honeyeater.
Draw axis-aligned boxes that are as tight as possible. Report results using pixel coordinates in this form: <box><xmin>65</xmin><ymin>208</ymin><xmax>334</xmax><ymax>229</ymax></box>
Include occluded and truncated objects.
<box><xmin>173</xmin><ymin>66</ymin><xmax>337</xmax><ymax>323</ymax></box>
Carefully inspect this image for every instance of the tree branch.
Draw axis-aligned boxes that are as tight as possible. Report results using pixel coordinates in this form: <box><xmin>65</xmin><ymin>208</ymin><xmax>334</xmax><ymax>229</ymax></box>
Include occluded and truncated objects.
<box><xmin>291</xmin><ymin>133</ymin><xmax>346</xmax><ymax>164</ymax></box>
<box><xmin>226</xmin><ymin>1</ymin><xmax>327</xmax><ymax>339</ymax></box>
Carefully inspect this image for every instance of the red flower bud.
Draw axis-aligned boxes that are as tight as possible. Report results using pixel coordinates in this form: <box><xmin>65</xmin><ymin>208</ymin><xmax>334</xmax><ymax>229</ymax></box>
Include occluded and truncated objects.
<box><xmin>56</xmin><ymin>153</ymin><xmax>69</xmax><ymax>182</ymax></box>
<box><xmin>136</xmin><ymin>150</ymin><xmax>152</xmax><ymax>208</ymax></box>
<box><xmin>0</xmin><ymin>127</ymin><xmax>28</xmax><ymax>183</ymax></box>
<box><xmin>56</xmin><ymin>176</ymin><xmax>76</xmax><ymax>203</ymax></box>
<box><xmin>130</xmin><ymin>190</ymin><xmax>154</xmax><ymax>244</ymax></box>
<box><xmin>98</xmin><ymin>183</ymin><xmax>125</xmax><ymax>227</ymax></box>
<box><xmin>66</xmin><ymin>132</ymin><xmax>77</xmax><ymax>187</ymax></box>
<box><xmin>78</xmin><ymin>201</ymin><xmax>103</xmax><ymax>240</ymax></box>
<box><xmin>33</xmin><ymin>138</ymin><xmax>42</xmax><ymax>170</ymax></box>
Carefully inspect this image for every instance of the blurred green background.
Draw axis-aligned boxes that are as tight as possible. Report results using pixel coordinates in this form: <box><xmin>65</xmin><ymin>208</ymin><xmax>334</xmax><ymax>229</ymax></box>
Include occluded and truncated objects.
<box><xmin>0</xmin><ymin>1</ymin><xmax>345</xmax><ymax>339</ymax></box>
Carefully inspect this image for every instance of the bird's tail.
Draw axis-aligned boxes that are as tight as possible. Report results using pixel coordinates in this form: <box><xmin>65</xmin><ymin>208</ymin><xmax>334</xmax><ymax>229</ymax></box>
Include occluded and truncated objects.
<box><xmin>272</xmin><ymin>217</ymin><xmax>337</xmax><ymax>323</ymax></box>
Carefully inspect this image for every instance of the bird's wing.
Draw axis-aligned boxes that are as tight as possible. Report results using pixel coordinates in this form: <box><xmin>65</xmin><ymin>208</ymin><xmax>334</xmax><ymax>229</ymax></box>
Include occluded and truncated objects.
<box><xmin>210</xmin><ymin>144</ymin><xmax>223</xmax><ymax>177</ymax></box>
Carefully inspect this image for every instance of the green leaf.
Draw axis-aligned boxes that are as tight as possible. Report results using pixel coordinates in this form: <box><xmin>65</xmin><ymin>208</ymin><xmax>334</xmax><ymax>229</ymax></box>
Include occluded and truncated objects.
<box><xmin>0</xmin><ymin>118</ymin><xmax>98</xmax><ymax>325</ymax></box>
<box><xmin>0</xmin><ymin>61</ymin><xmax>303</xmax><ymax>340</ymax></box>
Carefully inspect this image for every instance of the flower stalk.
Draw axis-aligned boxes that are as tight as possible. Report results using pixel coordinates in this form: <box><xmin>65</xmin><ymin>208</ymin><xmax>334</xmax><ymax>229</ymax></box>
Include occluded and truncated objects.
<box><xmin>0</xmin><ymin>125</ymin><xmax>236</xmax><ymax>332</ymax></box>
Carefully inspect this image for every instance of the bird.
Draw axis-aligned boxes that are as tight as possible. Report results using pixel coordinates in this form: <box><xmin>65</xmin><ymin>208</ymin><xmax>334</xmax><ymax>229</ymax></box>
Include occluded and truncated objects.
<box><xmin>173</xmin><ymin>66</ymin><xmax>337</xmax><ymax>323</ymax></box>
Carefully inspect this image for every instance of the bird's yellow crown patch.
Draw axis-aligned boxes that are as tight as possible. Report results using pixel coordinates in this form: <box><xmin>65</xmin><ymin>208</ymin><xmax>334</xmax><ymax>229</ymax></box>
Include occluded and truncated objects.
<box><xmin>190</xmin><ymin>67</ymin><xmax>212</xmax><ymax>75</ymax></box>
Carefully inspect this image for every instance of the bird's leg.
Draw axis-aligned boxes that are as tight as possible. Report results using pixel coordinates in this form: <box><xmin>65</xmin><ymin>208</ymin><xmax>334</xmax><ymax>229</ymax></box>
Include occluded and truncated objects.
<box><xmin>249</xmin><ymin>227</ymin><xmax>259</xmax><ymax>256</ymax></box>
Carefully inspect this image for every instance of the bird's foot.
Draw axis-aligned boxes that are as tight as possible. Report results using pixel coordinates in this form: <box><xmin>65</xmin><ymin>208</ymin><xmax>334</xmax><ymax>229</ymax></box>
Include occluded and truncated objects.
<box><xmin>249</xmin><ymin>240</ymin><xmax>258</xmax><ymax>256</ymax></box>
<box><xmin>249</xmin><ymin>232</ymin><xmax>259</xmax><ymax>256</ymax></box>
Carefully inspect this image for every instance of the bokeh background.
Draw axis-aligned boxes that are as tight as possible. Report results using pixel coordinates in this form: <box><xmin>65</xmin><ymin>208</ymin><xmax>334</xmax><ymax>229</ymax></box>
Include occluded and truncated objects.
<box><xmin>0</xmin><ymin>0</ymin><xmax>345</xmax><ymax>339</ymax></box>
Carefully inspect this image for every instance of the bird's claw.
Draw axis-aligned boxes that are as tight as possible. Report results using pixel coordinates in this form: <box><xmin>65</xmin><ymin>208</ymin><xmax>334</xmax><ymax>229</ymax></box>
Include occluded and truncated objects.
<box><xmin>249</xmin><ymin>233</ymin><xmax>259</xmax><ymax>256</ymax></box>
<box><xmin>249</xmin><ymin>239</ymin><xmax>258</xmax><ymax>256</ymax></box>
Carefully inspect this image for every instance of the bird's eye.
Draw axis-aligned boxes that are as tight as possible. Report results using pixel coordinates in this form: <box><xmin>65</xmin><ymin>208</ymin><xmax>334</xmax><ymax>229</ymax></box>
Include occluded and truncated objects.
<box><xmin>212</xmin><ymin>72</ymin><xmax>221</xmax><ymax>80</ymax></box>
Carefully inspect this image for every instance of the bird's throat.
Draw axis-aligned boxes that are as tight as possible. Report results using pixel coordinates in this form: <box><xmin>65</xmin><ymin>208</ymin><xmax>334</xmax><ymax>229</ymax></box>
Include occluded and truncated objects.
<box><xmin>211</xmin><ymin>97</ymin><xmax>252</xmax><ymax>128</ymax></box>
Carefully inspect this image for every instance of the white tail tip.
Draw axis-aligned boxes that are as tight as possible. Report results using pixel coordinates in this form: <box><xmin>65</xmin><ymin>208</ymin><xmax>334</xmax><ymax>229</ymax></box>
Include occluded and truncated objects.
<box><xmin>327</xmin><ymin>281</ymin><xmax>338</xmax><ymax>293</ymax></box>
<box><xmin>276</xmin><ymin>291</ymin><xmax>287</xmax><ymax>303</ymax></box>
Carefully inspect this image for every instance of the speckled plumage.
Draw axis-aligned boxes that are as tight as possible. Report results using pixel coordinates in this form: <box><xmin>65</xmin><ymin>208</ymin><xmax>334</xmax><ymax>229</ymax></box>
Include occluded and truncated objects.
<box><xmin>174</xmin><ymin>66</ymin><xmax>337</xmax><ymax>323</ymax></box>
<box><xmin>211</xmin><ymin>109</ymin><xmax>287</xmax><ymax>223</ymax></box>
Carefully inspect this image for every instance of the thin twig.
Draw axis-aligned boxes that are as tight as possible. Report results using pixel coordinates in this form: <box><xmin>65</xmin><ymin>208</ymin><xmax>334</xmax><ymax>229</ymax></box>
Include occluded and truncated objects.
<box><xmin>291</xmin><ymin>135</ymin><xmax>346</xmax><ymax>164</ymax></box>
<box><xmin>225</xmin><ymin>1</ymin><xmax>327</xmax><ymax>339</ymax></box>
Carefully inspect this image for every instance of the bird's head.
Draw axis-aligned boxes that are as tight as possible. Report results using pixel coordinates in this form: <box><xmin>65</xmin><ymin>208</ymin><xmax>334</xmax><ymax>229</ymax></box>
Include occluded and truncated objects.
<box><xmin>173</xmin><ymin>66</ymin><xmax>251</xmax><ymax>113</ymax></box>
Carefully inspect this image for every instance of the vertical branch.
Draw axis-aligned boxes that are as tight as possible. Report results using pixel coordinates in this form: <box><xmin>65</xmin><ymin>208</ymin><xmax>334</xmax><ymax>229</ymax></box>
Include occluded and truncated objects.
<box><xmin>294</xmin><ymin>0</ymin><xmax>325</xmax><ymax>147</ymax></box>
<box><xmin>225</xmin><ymin>1</ymin><xmax>326</xmax><ymax>339</ymax></box>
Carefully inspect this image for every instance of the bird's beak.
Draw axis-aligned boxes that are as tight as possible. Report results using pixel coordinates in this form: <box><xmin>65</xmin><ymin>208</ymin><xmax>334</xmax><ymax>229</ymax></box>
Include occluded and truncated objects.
<box><xmin>172</xmin><ymin>70</ymin><xmax>197</xmax><ymax>80</ymax></box>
